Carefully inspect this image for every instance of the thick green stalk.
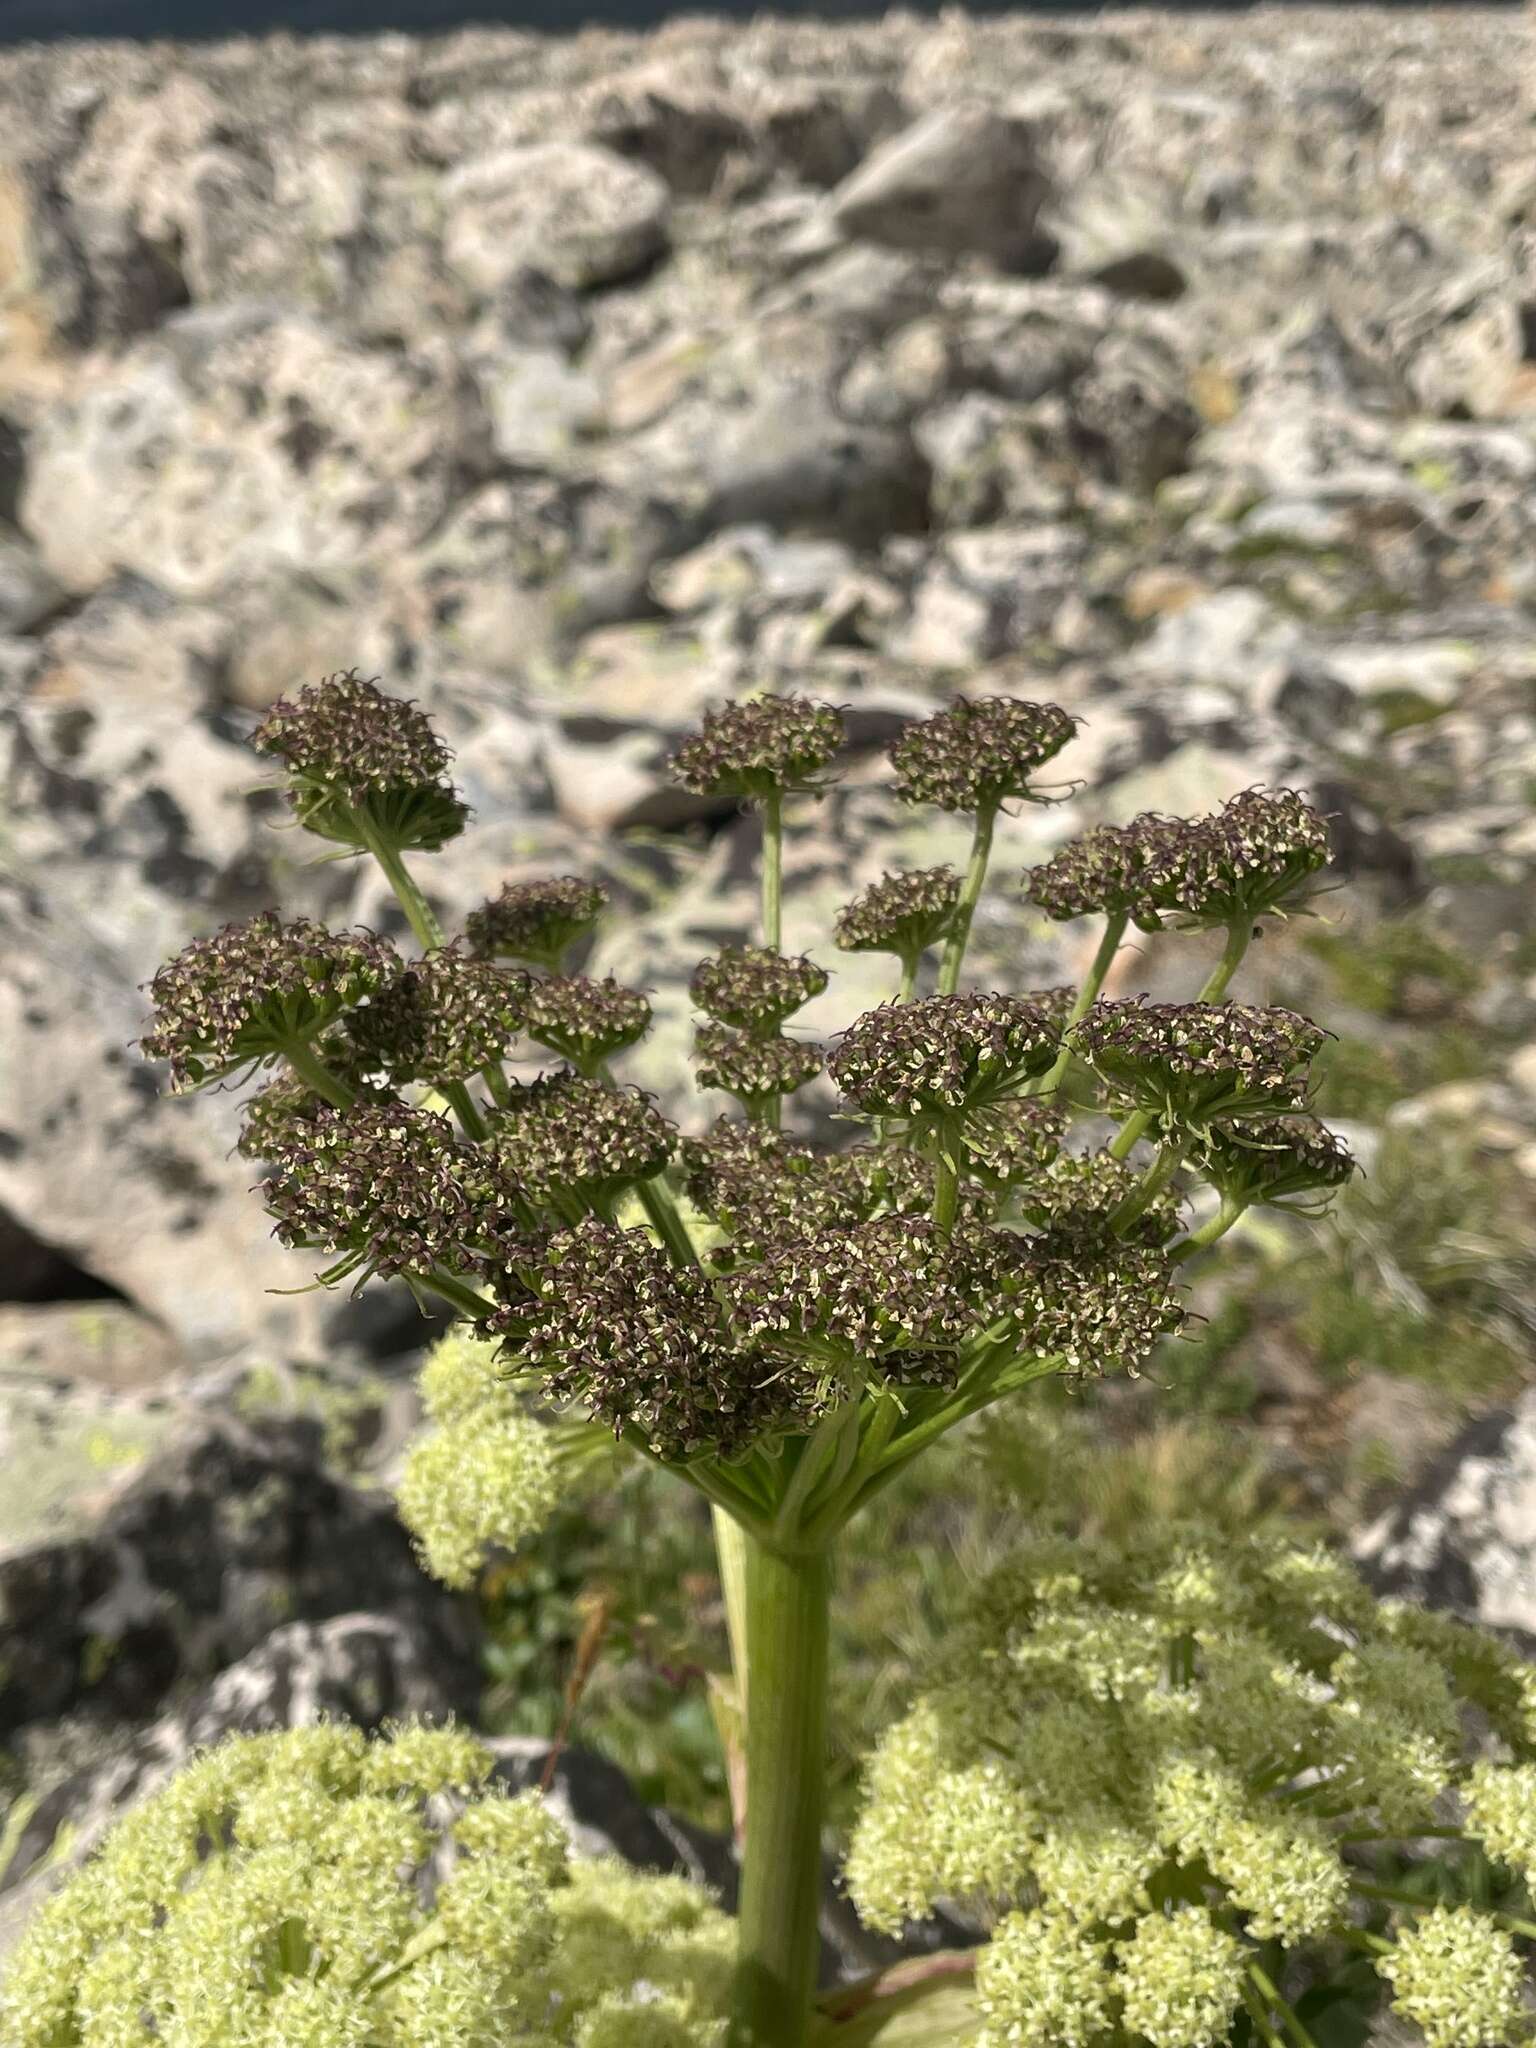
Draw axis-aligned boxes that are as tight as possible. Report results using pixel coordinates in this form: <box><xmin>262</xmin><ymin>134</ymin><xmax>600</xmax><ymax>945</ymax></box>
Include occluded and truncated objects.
<box><xmin>1024</xmin><ymin>909</ymin><xmax>1128</xmax><ymax>1098</ymax></box>
<box><xmin>1108</xmin><ymin>918</ymin><xmax>1251</xmax><ymax>1160</ymax></box>
<box><xmin>936</xmin><ymin>801</ymin><xmax>998</xmax><ymax>995</ymax></box>
<box><xmin>729</xmin><ymin>1536</ymin><xmax>830</xmax><ymax>2048</ymax></box>
<box><xmin>895</xmin><ymin>952</ymin><xmax>920</xmax><ymax>1004</ymax></box>
<box><xmin>1170</xmin><ymin>1196</ymin><xmax>1246</xmax><ymax>1264</ymax></box>
<box><xmin>713</xmin><ymin>1504</ymin><xmax>752</xmax><ymax>1710</ymax></box>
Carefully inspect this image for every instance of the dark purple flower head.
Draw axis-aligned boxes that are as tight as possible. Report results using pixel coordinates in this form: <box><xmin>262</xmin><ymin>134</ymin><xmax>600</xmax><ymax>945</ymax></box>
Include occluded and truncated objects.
<box><xmin>1138</xmin><ymin>788</ymin><xmax>1332</xmax><ymax>931</ymax></box>
<box><xmin>1011</xmin><ymin>1148</ymin><xmax>1181</xmax><ymax>1247</ymax></box>
<box><xmin>693</xmin><ymin>1023</ymin><xmax>824</xmax><ymax>1105</ymax></box>
<box><xmin>721</xmin><ymin>1215</ymin><xmax>1006</xmax><ymax>1378</ymax></box>
<box><xmin>1069</xmin><ymin>999</ymin><xmax>1328</xmax><ymax>1130</ymax></box>
<box><xmin>1200</xmin><ymin>1114</ymin><xmax>1356</xmax><ymax>1212</ymax></box>
<box><xmin>830</xmin><ymin>993</ymin><xmax>1059</xmax><ymax>1123</ymax></box>
<box><xmin>140</xmin><ymin>913</ymin><xmax>396</xmax><ymax>1091</ymax></box>
<box><xmin>490</xmin><ymin>1217</ymin><xmax>811</xmax><ymax>1458</ymax></box>
<box><xmin>343</xmin><ymin>947</ymin><xmax>527</xmax><ymax>1085</ymax></box>
<box><xmin>965</xmin><ymin>1096</ymin><xmax>1069</xmax><ymax>1188</ymax></box>
<box><xmin>992</xmin><ymin>1232</ymin><xmax>1185</xmax><ymax>1376</ymax></box>
<box><xmin>490</xmin><ymin>1072</ymin><xmax>674</xmax><ymax>1212</ymax></box>
<box><xmin>834</xmin><ymin>867</ymin><xmax>961</xmax><ymax>962</ymax></box>
<box><xmin>1025</xmin><ymin>816</ymin><xmax>1182</xmax><ymax>926</ymax></box>
<box><xmin>683</xmin><ymin>1123</ymin><xmax>994</xmax><ymax>1265</ymax></box>
<box><xmin>251</xmin><ymin>670</ymin><xmax>468</xmax><ymax>852</ymax></box>
<box><xmin>670</xmin><ymin>695</ymin><xmax>845</xmax><ymax>801</ymax></box>
<box><xmin>261</xmin><ymin>1099</ymin><xmax>525</xmax><ymax>1285</ymax></box>
<box><xmin>522</xmin><ymin>975</ymin><xmax>651</xmax><ymax>1076</ymax></box>
<box><xmin>690</xmin><ymin>946</ymin><xmax>828</xmax><ymax>1035</ymax></box>
<box><xmin>889</xmin><ymin>696</ymin><xmax>1077</xmax><ymax>813</ymax></box>
<box><xmin>465</xmin><ymin>877</ymin><xmax>608</xmax><ymax>970</ymax></box>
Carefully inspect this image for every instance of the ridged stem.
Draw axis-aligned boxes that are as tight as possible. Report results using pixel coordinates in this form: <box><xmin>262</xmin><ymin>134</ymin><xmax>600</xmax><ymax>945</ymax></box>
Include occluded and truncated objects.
<box><xmin>728</xmin><ymin>1535</ymin><xmax>830</xmax><ymax>2048</ymax></box>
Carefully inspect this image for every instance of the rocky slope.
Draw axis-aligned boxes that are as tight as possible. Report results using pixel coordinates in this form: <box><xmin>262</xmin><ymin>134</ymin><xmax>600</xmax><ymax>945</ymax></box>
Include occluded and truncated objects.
<box><xmin>2</xmin><ymin>5</ymin><xmax>1534</xmax><ymax>1366</ymax></box>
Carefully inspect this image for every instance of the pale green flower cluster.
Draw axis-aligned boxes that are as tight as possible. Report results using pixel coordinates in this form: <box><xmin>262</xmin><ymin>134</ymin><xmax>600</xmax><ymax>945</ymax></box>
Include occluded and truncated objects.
<box><xmin>0</xmin><ymin>1723</ymin><xmax>731</xmax><ymax>2048</ymax></box>
<box><xmin>846</xmin><ymin>1526</ymin><xmax>1536</xmax><ymax>2048</ymax></box>
<box><xmin>396</xmin><ymin>1330</ymin><xmax>561</xmax><ymax>1589</ymax></box>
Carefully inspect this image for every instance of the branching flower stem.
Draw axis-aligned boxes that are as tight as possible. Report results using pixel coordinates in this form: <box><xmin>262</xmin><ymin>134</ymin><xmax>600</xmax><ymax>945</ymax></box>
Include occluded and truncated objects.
<box><xmin>352</xmin><ymin>806</ymin><xmax>493</xmax><ymax>1143</ymax></box>
<box><xmin>1170</xmin><ymin>1195</ymin><xmax>1248</xmax><ymax>1264</ymax></box>
<box><xmin>1108</xmin><ymin>917</ymin><xmax>1251</xmax><ymax>1160</ymax></box>
<box><xmin>1023</xmin><ymin>908</ymin><xmax>1128</xmax><ymax>1098</ymax></box>
<box><xmin>1107</xmin><ymin>1137</ymin><xmax>1186</xmax><ymax>1237</ymax></box>
<box><xmin>937</xmin><ymin>799</ymin><xmax>998</xmax><ymax>995</ymax></box>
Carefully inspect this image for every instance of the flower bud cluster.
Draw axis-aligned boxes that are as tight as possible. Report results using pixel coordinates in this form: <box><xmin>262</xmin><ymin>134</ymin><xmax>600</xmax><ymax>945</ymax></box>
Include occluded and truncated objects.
<box><xmin>261</xmin><ymin>1099</ymin><xmax>524</xmax><ymax>1283</ymax></box>
<box><xmin>693</xmin><ymin>1021</ymin><xmax>824</xmax><ymax>1106</ymax></box>
<box><xmin>252</xmin><ymin>669</ymin><xmax>469</xmax><ymax>851</ymax></box>
<box><xmin>1009</xmin><ymin>1149</ymin><xmax>1181</xmax><ymax>1246</ymax></box>
<box><xmin>490</xmin><ymin>1072</ymin><xmax>675</xmax><ymax>1213</ymax></box>
<box><xmin>465</xmin><ymin>876</ymin><xmax>608</xmax><ymax>969</ymax></box>
<box><xmin>491</xmin><ymin>1217</ymin><xmax>806</xmax><ymax>1458</ymax></box>
<box><xmin>0</xmin><ymin>1722</ymin><xmax>732</xmax><ymax>2048</ymax></box>
<box><xmin>965</xmin><ymin>1097</ymin><xmax>1070</xmax><ymax>1187</ymax></box>
<box><xmin>1026</xmin><ymin>788</ymin><xmax>1330</xmax><ymax>932</ymax></box>
<box><xmin>670</xmin><ymin>695</ymin><xmax>844</xmax><ymax>799</ymax></box>
<box><xmin>834</xmin><ymin>867</ymin><xmax>961</xmax><ymax>960</ymax></box>
<box><xmin>830</xmin><ymin>994</ymin><xmax>1059</xmax><ymax>1123</ymax></box>
<box><xmin>1200</xmin><ymin>1114</ymin><xmax>1356</xmax><ymax>1211</ymax></box>
<box><xmin>721</xmin><ymin>1216</ymin><xmax>1009</xmax><ymax>1381</ymax></box>
<box><xmin>889</xmin><ymin>696</ymin><xmax>1078</xmax><ymax>812</ymax></box>
<box><xmin>682</xmin><ymin>1123</ymin><xmax>994</xmax><ymax>1264</ymax></box>
<box><xmin>397</xmin><ymin>1330</ymin><xmax>561</xmax><ymax>1589</ymax></box>
<box><xmin>1070</xmin><ymin>1000</ymin><xmax>1326</xmax><ymax>1131</ymax></box>
<box><xmin>236</xmin><ymin>1053</ymin><xmax>380</xmax><ymax>1161</ymax></box>
<box><xmin>343</xmin><ymin>947</ymin><xmax>527</xmax><ymax>1085</ymax></box>
<box><xmin>140</xmin><ymin>914</ymin><xmax>394</xmax><ymax>1090</ymax></box>
<box><xmin>522</xmin><ymin>974</ymin><xmax>652</xmax><ymax>1074</ymax></box>
<box><xmin>690</xmin><ymin>945</ymin><xmax>828</xmax><ymax>1034</ymax></box>
<box><xmin>997</xmin><ymin>1233</ymin><xmax>1185</xmax><ymax>1373</ymax></box>
<box><xmin>848</xmin><ymin>1525</ymin><xmax>1536</xmax><ymax>2048</ymax></box>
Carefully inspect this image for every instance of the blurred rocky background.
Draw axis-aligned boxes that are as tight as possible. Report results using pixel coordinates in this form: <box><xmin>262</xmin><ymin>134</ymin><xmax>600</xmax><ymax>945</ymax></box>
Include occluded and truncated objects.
<box><xmin>4</xmin><ymin>1</ymin><xmax>1536</xmax><ymax>1947</ymax></box>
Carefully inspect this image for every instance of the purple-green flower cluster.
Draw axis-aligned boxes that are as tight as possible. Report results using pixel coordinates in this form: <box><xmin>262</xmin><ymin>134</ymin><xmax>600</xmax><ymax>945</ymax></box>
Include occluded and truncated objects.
<box><xmin>1070</xmin><ymin>999</ymin><xmax>1327</xmax><ymax>1130</ymax></box>
<box><xmin>691</xmin><ymin>946</ymin><xmax>828</xmax><ymax>1034</ymax></box>
<box><xmin>1027</xmin><ymin>787</ymin><xmax>1331</xmax><ymax>932</ymax></box>
<box><xmin>466</xmin><ymin>876</ymin><xmax>608</xmax><ymax>969</ymax></box>
<box><xmin>491</xmin><ymin>1218</ymin><xmax>803</xmax><ymax>1458</ymax></box>
<box><xmin>252</xmin><ymin>668</ymin><xmax>469</xmax><ymax>852</ymax></box>
<box><xmin>889</xmin><ymin>696</ymin><xmax>1077</xmax><ymax>812</ymax></box>
<box><xmin>670</xmin><ymin>694</ymin><xmax>845</xmax><ymax>800</ymax></box>
<box><xmin>830</xmin><ymin>994</ymin><xmax>1059</xmax><ymax>1122</ymax></box>
<box><xmin>140</xmin><ymin>913</ymin><xmax>395</xmax><ymax>1090</ymax></box>
<box><xmin>138</xmin><ymin>668</ymin><xmax>1352</xmax><ymax>1499</ymax></box>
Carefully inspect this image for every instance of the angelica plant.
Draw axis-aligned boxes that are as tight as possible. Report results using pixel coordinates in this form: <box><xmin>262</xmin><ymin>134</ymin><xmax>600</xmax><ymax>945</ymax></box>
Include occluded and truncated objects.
<box><xmin>0</xmin><ymin>1720</ymin><xmax>734</xmax><ymax>2048</ymax></box>
<box><xmin>117</xmin><ymin>669</ymin><xmax>1397</xmax><ymax>2047</ymax></box>
<box><xmin>846</xmin><ymin>1527</ymin><xmax>1536</xmax><ymax>2048</ymax></box>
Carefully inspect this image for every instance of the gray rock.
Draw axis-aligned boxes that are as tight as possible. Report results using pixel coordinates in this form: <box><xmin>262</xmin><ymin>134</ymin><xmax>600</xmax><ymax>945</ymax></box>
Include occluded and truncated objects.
<box><xmin>19</xmin><ymin>306</ymin><xmax>488</xmax><ymax>600</ymax></box>
<box><xmin>1353</xmin><ymin>1388</ymin><xmax>1536</xmax><ymax>1643</ymax></box>
<box><xmin>827</xmin><ymin>102</ymin><xmax>1051</xmax><ymax>271</ymax></box>
<box><xmin>0</xmin><ymin>1387</ymin><xmax>475</xmax><ymax>1735</ymax></box>
<box><xmin>0</xmin><ymin>1610</ymin><xmax>478</xmax><ymax>1957</ymax></box>
<box><xmin>443</xmin><ymin>142</ymin><xmax>670</xmax><ymax>297</ymax></box>
<box><xmin>0</xmin><ymin>528</ymin><xmax>66</xmax><ymax>633</ymax></box>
